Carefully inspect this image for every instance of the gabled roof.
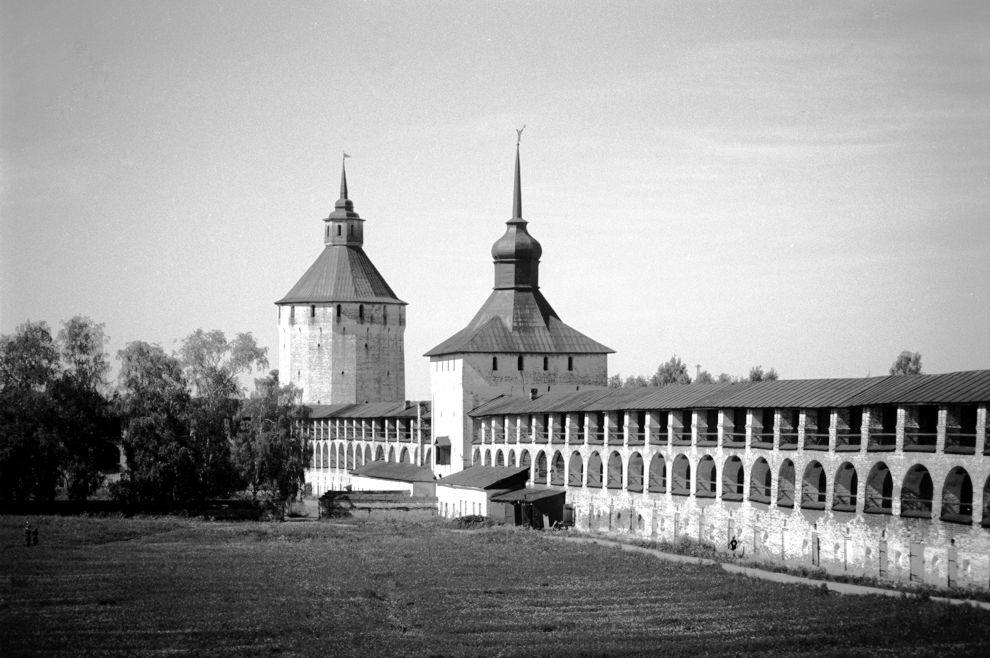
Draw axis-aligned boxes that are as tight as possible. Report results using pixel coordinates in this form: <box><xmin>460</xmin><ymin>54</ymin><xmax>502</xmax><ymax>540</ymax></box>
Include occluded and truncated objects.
<box><xmin>276</xmin><ymin>245</ymin><xmax>405</xmax><ymax>305</ymax></box>
<box><xmin>435</xmin><ymin>465</ymin><xmax>529</xmax><ymax>490</ymax></box>
<box><xmin>351</xmin><ymin>461</ymin><xmax>435</xmax><ymax>483</ymax></box>
<box><xmin>425</xmin><ymin>289</ymin><xmax>612</xmax><ymax>356</ymax></box>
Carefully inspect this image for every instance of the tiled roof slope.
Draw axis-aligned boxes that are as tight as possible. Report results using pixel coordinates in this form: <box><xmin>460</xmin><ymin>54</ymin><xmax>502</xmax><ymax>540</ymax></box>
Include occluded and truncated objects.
<box><xmin>425</xmin><ymin>289</ymin><xmax>612</xmax><ymax>356</ymax></box>
<box><xmin>276</xmin><ymin>245</ymin><xmax>405</xmax><ymax>305</ymax></box>
<box><xmin>307</xmin><ymin>401</ymin><xmax>430</xmax><ymax>419</ymax></box>
<box><xmin>435</xmin><ymin>465</ymin><xmax>529</xmax><ymax>489</ymax></box>
<box><xmin>351</xmin><ymin>462</ymin><xmax>435</xmax><ymax>483</ymax></box>
<box><xmin>469</xmin><ymin>370</ymin><xmax>990</xmax><ymax>416</ymax></box>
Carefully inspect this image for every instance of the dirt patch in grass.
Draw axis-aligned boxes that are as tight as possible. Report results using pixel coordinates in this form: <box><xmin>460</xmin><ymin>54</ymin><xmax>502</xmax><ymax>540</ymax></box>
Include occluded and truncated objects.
<box><xmin>2</xmin><ymin>516</ymin><xmax>989</xmax><ymax>656</ymax></box>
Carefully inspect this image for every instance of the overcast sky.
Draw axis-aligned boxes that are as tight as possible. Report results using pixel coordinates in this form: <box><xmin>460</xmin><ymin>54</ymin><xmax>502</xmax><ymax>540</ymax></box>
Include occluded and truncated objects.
<box><xmin>2</xmin><ymin>0</ymin><xmax>988</xmax><ymax>399</ymax></box>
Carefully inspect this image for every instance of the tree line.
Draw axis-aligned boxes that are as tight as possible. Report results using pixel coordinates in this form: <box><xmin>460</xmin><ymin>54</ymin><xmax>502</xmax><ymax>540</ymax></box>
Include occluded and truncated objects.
<box><xmin>609</xmin><ymin>350</ymin><xmax>924</xmax><ymax>389</ymax></box>
<box><xmin>608</xmin><ymin>355</ymin><xmax>779</xmax><ymax>388</ymax></box>
<box><xmin>0</xmin><ymin>318</ymin><xmax>308</xmax><ymax>504</ymax></box>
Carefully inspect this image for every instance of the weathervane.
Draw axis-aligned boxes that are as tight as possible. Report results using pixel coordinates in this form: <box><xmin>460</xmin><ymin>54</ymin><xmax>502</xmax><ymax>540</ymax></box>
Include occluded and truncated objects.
<box><xmin>516</xmin><ymin>125</ymin><xmax>525</xmax><ymax>146</ymax></box>
<box><xmin>342</xmin><ymin>152</ymin><xmax>351</xmax><ymax>164</ymax></box>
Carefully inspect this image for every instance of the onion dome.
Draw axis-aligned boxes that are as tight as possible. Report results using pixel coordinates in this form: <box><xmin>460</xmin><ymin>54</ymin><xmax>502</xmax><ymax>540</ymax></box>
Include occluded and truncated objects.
<box><xmin>491</xmin><ymin>144</ymin><xmax>542</xmax><ymax>290</ymax></box>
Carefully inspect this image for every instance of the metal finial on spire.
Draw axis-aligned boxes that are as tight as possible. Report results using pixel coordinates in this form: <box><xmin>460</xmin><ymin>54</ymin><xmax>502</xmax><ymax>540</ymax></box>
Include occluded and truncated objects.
<box><xmin>339</xmin><ymin>153</ymin><xmax>351</xmax><ymax>200</ymax></box>
<box><xmin>512</xmin><ymin>128</ymin><xmax>524</xmax><ymax>219</ymax></box>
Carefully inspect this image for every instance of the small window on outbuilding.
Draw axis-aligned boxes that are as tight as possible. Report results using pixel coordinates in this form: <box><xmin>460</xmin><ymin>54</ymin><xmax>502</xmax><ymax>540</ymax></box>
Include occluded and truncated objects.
<box><xmin>567</xmin><ymin>356</ymin><xmax>574</xmax><ymax>371</ymax></box>
<box><xmin>492</xmin><ymin>356</ymin><xmax>498</xmax><ymax>371</ymax></box>
<box><xmin>543</xmin><ymin>356</ymin><xmax>549</xmax><ymax>371</ymax></box>
<box><xmin>359</xmin><ymin>305</ymin><xmax>364</xmax><ymax>322</ymax></box>
<box><xmin>336</xmin><ymin>304</ymin><xmax>342</xmax><ymax>321</ymax></box>
<box><xmin>310</xmin><ymin>305</ymin><xmax>315</xmax><ymax>318</ymax></box>
<box><xmin>517</xmin><ymin>355</ymin><xmax>524</xmax><ymax>371</ymax></box>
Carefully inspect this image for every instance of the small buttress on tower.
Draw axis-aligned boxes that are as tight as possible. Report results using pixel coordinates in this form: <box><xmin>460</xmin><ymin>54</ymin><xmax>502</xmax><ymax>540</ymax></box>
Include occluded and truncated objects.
<box><xmin>276</xmin><ymin>160</ymin><xmax>406</xmax><ymax>405</ymax></box>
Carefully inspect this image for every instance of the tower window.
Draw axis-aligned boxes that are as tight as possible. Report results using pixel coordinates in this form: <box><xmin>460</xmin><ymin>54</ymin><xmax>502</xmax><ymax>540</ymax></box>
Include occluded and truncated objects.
<box><xmin>337</xmin><ymin>225</ymin><xmax>341</xmax><ymax>236</ymax></box>
<box><xmin>325</xmin><ymin>226</ymin><xmax>330</xmax><ymax>240</ymax></box>
<box><xmin>543</xmin><ymin>356</ymin><xmax>549</xmax><ymax>371</ymax></box>
<box><xmin>567</xmin><ymin>356</ymin><xmax>574</xmax><ymax>371</ymax></box>
<box><xmin>492</xmin><ymin>357</ymin><xmax>498</xmax><ymax>371</ymax></box>
<box><xmin>310</xmin><ymin>305</ymin><xmax>315</xmax><ymax>318</ymax></box>
<box><xmin>517</xmin><ymin>355</ymin><xmax>524</xmax><ymax>371</ymax></box>
<box><xmin>383</xmin><ymin>307</ymin><xmax>388</xmax><ymax>323</ymax></box>
<box><xmin>290</xmin><ymin>306</ymin><xmax>295</xmax><ymax>321</ymax></box>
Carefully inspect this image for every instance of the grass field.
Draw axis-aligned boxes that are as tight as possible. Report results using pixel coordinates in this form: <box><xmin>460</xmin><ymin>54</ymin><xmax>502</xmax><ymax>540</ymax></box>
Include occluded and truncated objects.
<box><xmin>2</xmin><ymin>516</ymin><xmax>990</xmax><ymax>656</ymax></box>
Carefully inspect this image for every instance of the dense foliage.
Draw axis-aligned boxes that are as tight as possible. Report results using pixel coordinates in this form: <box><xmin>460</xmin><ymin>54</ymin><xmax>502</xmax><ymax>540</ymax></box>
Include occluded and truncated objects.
<box><xmin>0</xmin><ymin>318</ymin><xmax>113</xmax><ymax>500</ymax></box>
<box><xmin>1</xmin><ymin>319</ymin><xmax>306</xmax><ymax>505</ymax></box>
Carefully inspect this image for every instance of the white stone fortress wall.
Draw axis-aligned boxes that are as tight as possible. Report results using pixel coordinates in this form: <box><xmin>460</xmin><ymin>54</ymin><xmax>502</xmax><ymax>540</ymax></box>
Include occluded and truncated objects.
<box><xmin>472</xmin><ymin>403</ymin><xmax>990</xmax><ymax>590</ymax></box>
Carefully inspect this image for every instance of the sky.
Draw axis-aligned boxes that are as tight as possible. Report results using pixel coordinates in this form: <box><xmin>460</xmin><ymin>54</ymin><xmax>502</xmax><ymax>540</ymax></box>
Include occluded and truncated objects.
<box><xmin>2</xmin><ymin>0</ymin><xmax>988</xmax><ymax>400</ymax></box>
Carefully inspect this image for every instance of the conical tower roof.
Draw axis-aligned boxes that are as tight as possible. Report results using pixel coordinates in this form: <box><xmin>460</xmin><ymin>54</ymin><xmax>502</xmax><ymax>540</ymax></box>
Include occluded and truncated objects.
<box><xmin>277</xmin><ymin>161</ymin><xmax>405</xmax><ymax>305</ymax></box>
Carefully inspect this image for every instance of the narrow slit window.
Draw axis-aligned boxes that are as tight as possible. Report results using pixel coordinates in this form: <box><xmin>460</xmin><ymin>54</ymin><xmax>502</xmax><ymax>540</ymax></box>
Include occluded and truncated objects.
<box><xmin>517</xmin><ymin>355</ymin><xmax>524</xmax><ymax>371</ymax></box>
<box><xmin>492</xmin><ymin>356</ymin><xmax>498</xmax><ymax>371</ymax></box>
<box><xmin>310</xmin><ymin>305</ymin><xmax>315</xmax><ymax>318</ymax></box>
<box><xmin>567</xmin><ymin>356</ymin><xmax>574</xmax><ymax>371</ymax></box>
<box><xmin>543</xmin><ymin>356</ymin><xmax>549</xmax><ymax>371</ymax></box>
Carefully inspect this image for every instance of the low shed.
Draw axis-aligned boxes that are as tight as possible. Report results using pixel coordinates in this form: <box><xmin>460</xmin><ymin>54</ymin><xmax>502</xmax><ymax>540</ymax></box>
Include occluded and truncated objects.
<box><xmin>435</xmin><ymin>466</ymin><xmax>529</xmax><ymax>518</ymax></box>
<box><xmin>489</xmin><ymin>487</ymin><xmax>566</xmax><ymax>529</ymax></box>
<box><xmin>349</xmin><ymin>462</ymin><xmax>436</xmax><ymax>498</ymax></box>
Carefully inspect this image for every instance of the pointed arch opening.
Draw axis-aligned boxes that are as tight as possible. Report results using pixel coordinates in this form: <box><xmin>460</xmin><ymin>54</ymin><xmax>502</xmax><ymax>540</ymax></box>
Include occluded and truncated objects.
<box><xmin>346</xmin><ymin>444</ymin><xmax>355</xmax><ymax>470</ymax></box>
<box><xmin>901</xmin><ymin>464</ymin><xmax>934</xmax><ymax>518</ymax></box>
<box><xmin>864</xmin><ymin>462</ymin><xmax>893</xmax><ymax>514</ymax></box>
<box><xmin>550</xmin><ymin>451</ymin><xmax>565</xmax><ymax>486</ymax></box>
<box><xmin>534</xmin><ymin>451</ymin><xmax>548</xmax><ymax>484</ymax></box>
<box><xmin>648</xmin><ymin>454</ymin><xmax>666</xmax><ymax>493</ymax></box>
<box><xmin>627</xmin><ymin>453</ymin><xmax>644</xmax><ymax>493</ymax></box>
<box><xmin>749</xmin><ymin>457</ymin><xmax>771</xmax><ymax>504</ymax></box>
<box><xmin>696</xmin><ymin>455</ymin><xmax>716</xmax><ymax>498</ymax></box>
<box><xmin>722</xmin><ymin>456</ymin><xmax>744</xmax><ymax>501</ymax></box>
<box><xmin>833</xmin><ymin>462</ymin><xmax>858</xmax><ymax>511</ymax></box>
<box><xmin>941</xmin><ymin>467</ymin><xmax>973</xmax><ymax>524</ymax></box>
<box><xmin>607</xmin><ymin>451</ymin><xmax>623</xmax><ymax>489</ymax></box>
<box><xmin>387</xmin><ymin>446</ymin><xmax>396</xmax><ymax>462</ymax></box>
<box><xmin>399</xmin><ymin>447</ymin><xmax>410</xmax><ymax>464</ymax></box>
<box><xmin>495</xmin><ymin>449</ymin><xmax>505</xmax><ymax>467</ymax></box>
<box><xmin>587</xmin><ymin>452</ymin><xmax>603</xmax><ymax>488</ymax></box>
<box><xmin>483</xmin><ymin>450</ymin><xmax>492</xmax><ymax>466</ymax></box>
<box><xmin>507</xmin><ymin>449</ymin><xmax>516</xmax><ymax>467</ymax></box>
<box><xmin>520</xmin><ymin>450</ymin><xmax>531</xmax><ymax>471</ymax></box>
<box><xmin>801</xmin><ymin>461</ymin><xmax>826</xmax><ymax>510</ymax></box>
<box><xmin>472</xmin><ymin>448</ymin><xmax>481</xmax><ymax>465</ymax></box>
<box><xmin>777</xmin><ymin>459</ymin><xmax>795</xmax><ymax>507</ymax></box>
<box><xmin>671</xmin><ymin>454</ymin><xmax>690</xmax><ymax>496</ymax></box>
<box><xmin>375</xmin><ymin>445</ymin><xmax>384</xmax><ymax>462</ymax></box>
<box><xmin>568</xmin><ymin>451</ymin><xmax>584</xmax><ymax>487</ymax></box>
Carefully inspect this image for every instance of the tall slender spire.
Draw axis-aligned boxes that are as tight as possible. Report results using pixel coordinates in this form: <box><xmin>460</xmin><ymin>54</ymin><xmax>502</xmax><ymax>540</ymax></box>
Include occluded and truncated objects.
<box><xmin>339</xmin><ymin>156</ymin><xmax>349</xmax><ymax>200</ymax></box>
<box><xmin>512</xmin><ymin>127</ymin><xmax>524</xmax><ymax>220</ymax></box>
<box><xmin>328</xmin><ymin>154</ymin><xmax>358</xmax><ymax>220</ymax></box>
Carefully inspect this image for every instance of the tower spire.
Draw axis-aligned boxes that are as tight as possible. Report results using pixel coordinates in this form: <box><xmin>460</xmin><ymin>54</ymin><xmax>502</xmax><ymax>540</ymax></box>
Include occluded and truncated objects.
<box><xmin>339</xmin><ymin>154</ymin><xmax>350</xmax><ymax>200</ymax></box>
<box><xmin>512</xmin><ymin>127</ymin><xmax>524</xmax><ymax>219</ymax></box>
<box><xmin>329</xmin><ymin>154</ymin><xmax>357</xmax><ymax>220</ymax></box>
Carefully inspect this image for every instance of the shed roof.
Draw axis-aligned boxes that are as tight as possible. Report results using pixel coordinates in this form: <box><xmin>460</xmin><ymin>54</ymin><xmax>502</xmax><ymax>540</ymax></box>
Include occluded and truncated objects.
<box><xmin>276</xmin><ymin>245</ymin><xmax>405</xmax><ymax>305</ymax></box>
<box><xmin>842</xmin><ymin>371</ymin><xmax>990</xmax><ymax>406</ymax></box>
<box><xmin>436</xmin><ymin>465</ymin><xmax>529</xmax><ymax>490</ymax></box>
<box><xmin>489</xmin><ymin>487</ymin><xmax>566</xmax><ymax>503</ymax></box>
<box><xmin>307</xmin><ymin>401</ymin><xmax>429</xmax><ymax>419</ymax></box>
<box><xmin>425</xmin><ymin>289</ymin><xmax>612</xmax><ymax>356</ymax></box>
<box><xmin>351</xmin><ymin>462</ymin><xmax>435</xmax><ymax>483</ymax></box>
<box><xmin>468</xmin><ymin>370</ymin><xmax>990</xmax><ymax>417</ymax></box>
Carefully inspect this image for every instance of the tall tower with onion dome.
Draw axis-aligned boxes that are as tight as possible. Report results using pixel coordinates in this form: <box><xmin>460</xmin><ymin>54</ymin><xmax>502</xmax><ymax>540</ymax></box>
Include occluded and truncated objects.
<box><xmin>276</xmin><ymin>160</ymin><xmax>406</xmax><ymax>405</ymax></box>
<box><xmin>425</xmin><ymin>139</ymin><xmax>613</xmax><ymax>475</ymax></box>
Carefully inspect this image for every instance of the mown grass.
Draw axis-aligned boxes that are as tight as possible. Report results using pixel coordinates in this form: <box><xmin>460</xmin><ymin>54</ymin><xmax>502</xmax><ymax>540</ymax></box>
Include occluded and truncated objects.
<box><xmin>2</xmin><ymin>516</ymin><xmax>989</xmax><ymax>656</ymax></box>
